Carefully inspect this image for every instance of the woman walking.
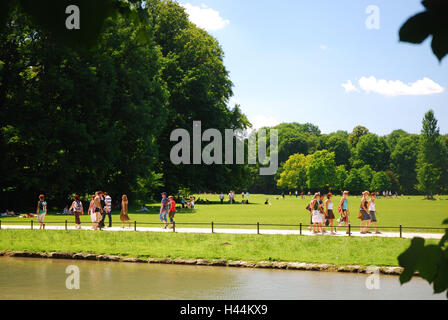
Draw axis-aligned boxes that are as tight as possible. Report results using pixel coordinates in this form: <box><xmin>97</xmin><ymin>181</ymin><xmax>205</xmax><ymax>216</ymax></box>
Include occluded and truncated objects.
<box><xmin>69</xmin><ymin>195</ymin><xmax>83</xmax><ymax>230</ymax></box>
<box><xmin>89</xmin><ymin>194</ymin><xmax>98</xmax><ymax>230</ymax></box>
<box><xmin>120</xmin><ymin>195</ymin><xmax>131</xmax><ymax>229</ymax></box>
<box><xmin>359</xmin><ymin>191</ymin><xmax>371</xmax><ymax>234</ymax></box>
<box><xmin>338</xmin><ymin>191</ymin><xmax>350</xmax><ymax>234</ymax></box>
<box><xmin>368</xmin><ymin>192</ymin><xmax>381</xmax><ymax>234</ymax></box>
<box><xmin>319</xmin><ymin>194</ymin><xmax>326</xmax><ymax>233</ymax></box>
<box><xmin>310</xmin><ymin>193</ymin><xmax>323</xmax><ymax>234</ymax></box>
<box><xmin>36</xmin><ymin>194</ymin><xmax>47</xmax><ymax>230</ymax></box>
<box><xmin>325</xmin><ymin>193</ymin><xmax>336</xmax><ymax>234</ymax></box>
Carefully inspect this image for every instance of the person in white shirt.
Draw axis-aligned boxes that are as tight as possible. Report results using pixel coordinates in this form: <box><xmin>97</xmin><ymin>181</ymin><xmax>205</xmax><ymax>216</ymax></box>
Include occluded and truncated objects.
<box><xmin>104</xmin><ymin>192</ymin><xmax>112</xmax><ymax>228</ymax></box>
<box><xmin>368</xmin><ymin>192</ymin><xmax>381</xmax><ymax>234</ymax></box>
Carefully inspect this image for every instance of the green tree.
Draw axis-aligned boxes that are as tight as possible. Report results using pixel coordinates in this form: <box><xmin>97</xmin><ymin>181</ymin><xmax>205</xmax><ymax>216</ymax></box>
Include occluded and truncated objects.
<box><xmin>348</xmin><ymin>125</ymin><xmax>369</xmax><ymax>149</ymax></box>
<box><xmin>415</xmin><ymin>110</ymin><xmax>448</xmax><ymax>197</ymax></box>
<box><xmin>359</xmin><ymin>165</ymin><xmax>375</xmax><ymax>191</ymax></box>
<box><xmin>0</xmin><ymin>9</ymin><xmax>168</xmax><ymax>207</ymax></box>
<box><xmin>307</xmin><ymin>150</ymin><xmax>336</xmax><ymax>191</ymax></box>
<box><xmin>344</xmin><ymin>169</ymin><xmax>364</xmax><ymax>194</ymax></box>
<box><xmin>370</xmin><ymin>171</ymin><xmax>392</xmax><ymax>192</ymax></box>
<box><xmin>325</xmin><ymin>135</ymin><xmax>350</xmax><ymax>167</ymax></box>
<box><xmin>334</xmin><ymin>165</ymin><xmax>348</xmax><ymax>191</ymax></box>
<box><xmin>352</xmin><ymin>133</ymin><xmax>390</xmax><ymax>171</ymax></box>
<box><xmin>386</xmin><ymin>129</ymin><xmax>409</xmax><ymax>149</ymax></box>
<box><xmin>276</xmin><ymin>153</ymin><xmax>310</xmax><ymax>191</ymax></box>
<box><xmin>390</xmin><ymin>135</ymin><xmax>419</xmax><ymax>193</ymax></box>
<box><xmin>150</xmin><ymin>0</ymin><xmax>251</xmax><ymax>193</ymax></box>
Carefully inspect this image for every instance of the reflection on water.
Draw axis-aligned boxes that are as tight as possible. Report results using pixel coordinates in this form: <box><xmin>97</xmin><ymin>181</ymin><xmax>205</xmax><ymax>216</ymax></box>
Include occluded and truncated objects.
<box><xmin>0</xmin><ymin>257</ymin><xmax>444</xmax><ymax>300</ymax></box>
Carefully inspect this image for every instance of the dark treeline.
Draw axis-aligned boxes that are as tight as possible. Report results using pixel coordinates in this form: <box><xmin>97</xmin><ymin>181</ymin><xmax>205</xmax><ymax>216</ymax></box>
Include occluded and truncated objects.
<box><xmin>0</xmin><ymin>0</ymin><xmax>249</xmax><ymax>209</ymax></box>
<box><xmin>1</xmin><ymin>1</ymin><xmax>447</xmax><ymax>211</ymax></box>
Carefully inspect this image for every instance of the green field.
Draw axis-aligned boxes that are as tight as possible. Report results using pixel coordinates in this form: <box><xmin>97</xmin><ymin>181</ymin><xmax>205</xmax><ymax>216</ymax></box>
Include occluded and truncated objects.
<box><xmin>1</xmin><ymin>195</ymin><xmax>448</xmax><ymax>232</ymax></box>
<box><xmin>0</xmin><ymin>229</ymin><xmax>438</xmax><ymax>267</ymax></box>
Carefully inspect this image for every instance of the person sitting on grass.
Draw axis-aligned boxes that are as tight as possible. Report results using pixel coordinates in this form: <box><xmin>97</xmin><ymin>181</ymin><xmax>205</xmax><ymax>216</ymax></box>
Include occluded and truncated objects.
<box><xmin>136</xmin><ymin>205</ymin><xmax>149</xmax><ymax>212</ymax></box>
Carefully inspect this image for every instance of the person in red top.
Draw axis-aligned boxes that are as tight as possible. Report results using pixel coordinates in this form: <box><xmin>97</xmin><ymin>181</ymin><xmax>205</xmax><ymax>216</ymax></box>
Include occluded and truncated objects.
<box><xmin>168</xmin><ymin>196</ymin><xmax>177</xmax><ymax>229</ymax></box>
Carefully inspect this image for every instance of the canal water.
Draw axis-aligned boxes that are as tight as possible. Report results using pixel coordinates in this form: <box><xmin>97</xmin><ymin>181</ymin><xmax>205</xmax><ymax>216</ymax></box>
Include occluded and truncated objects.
<box><xmin>0</xmin><ymin>257</ymin><xmax>444</xmax><ymax>300</ymax></box>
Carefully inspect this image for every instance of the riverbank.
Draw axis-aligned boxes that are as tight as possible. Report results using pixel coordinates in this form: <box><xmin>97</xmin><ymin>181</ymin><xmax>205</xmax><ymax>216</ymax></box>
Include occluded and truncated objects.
<box><xmin>0</xmin><ymin>250</ymin><xmax>405</xmax><ymax>276</ymax></box>
<box><xmin>0</xmin><ymin>229</ymin><xmax>432</xmax><ymax>272</ymax></box>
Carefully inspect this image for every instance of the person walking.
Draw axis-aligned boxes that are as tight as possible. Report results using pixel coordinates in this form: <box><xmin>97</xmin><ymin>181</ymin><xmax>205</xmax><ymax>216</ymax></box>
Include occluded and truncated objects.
<box><xmin>36</xmin><ymin>194</ymin><xmax>47</xmax><ymax>230</ymax></box>
<box><xmin>93</xmin><ymin>191</ymin><xmax>104</xmax><ymax>229</ymax></box>
<box><xmin>359</xmin><ymin>191</ymin><xmax>371</xmax><ymax>234</ymax></box>
<box><xmin>160</xmin><ymin>192</ymin><xmax>169</xmax><ymax>229</ymax></box>
<box><xmin>168</xmin><ymin>195</ymin><xmax>177</xmax><ymax>229</ymax></box>
<box><xmin>89</xmin><ymin>194</ymin><xmax>98</xmax><ymax>230</ymax></box>
<box><xmin>120</xmin><ymin>195</ymin><xmax>131</xmax><ymax>229</ymax></box>
<box><xmin>219</xmin><ymin>192</ymin><xmax>224</xmax><ymax>204</ymax></box>
<box><xmin>69</xmin><ymin>195</ymin><xmax>83</xmax><ymax>230</ymax></box>
<box><xmin>104</xmin><ymin>192</ymin><xmax>112</xmax><ymax>228</ymax></box>
<box><xmin>325</xmin><ymin>193</ymin><xmax>336</xmax><ymax>234</ymax></box>
<box><xmin>319</xmin><ymin>194</ymin><xmax>326</xmax><ymax>233</ymax></box>
<box><xmin>246</xmin><ymin>191</ymin><xmax>250</xmax><ymax>204</ymax></box>
<box><xmin>368</xmin><ymin>192</ymin><xmax>381</xmax><ymax>234</ymax></box>
<box><xmin>338</xmin><ymin>191</ymin><xmax>350</xmax><ymax>234</ymax></box>
<box><xmin>310</xmin><ymin>193</ymin><xmax>323</xmax><ymax>234</ymax></box>
<box><xmin>98</xmin><ymin>191</ymin><xmax>107</xmax><ymax>229</ymax></box>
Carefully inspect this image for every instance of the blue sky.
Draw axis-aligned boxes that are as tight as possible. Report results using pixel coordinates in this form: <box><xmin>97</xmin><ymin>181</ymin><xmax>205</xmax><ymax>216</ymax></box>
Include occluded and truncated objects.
<box><xmin>179</xmin><ymin>0</ymin><xmax>448</xmax><ymax>135</ymax></box>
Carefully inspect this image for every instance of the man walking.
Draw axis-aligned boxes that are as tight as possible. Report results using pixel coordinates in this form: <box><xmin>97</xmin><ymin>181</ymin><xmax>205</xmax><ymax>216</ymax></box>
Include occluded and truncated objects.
<box><xmin>104</xmin><ymin>192</ymin><xmax>112</xmax><ymax>228</ymax></box>
<box><xmin>160</xmin><ymin>192</ymin><xmax>169</xmax><ymax>229</ymax></box>
<box><xmin>98</xmin><ymin>191</ymin><xmax>107</xmax><ymax>229</ymax></box>
<box><xmin>94</xmin><ymin>191</ymin><xmax>104</xmax><ymax>228</ymax></box>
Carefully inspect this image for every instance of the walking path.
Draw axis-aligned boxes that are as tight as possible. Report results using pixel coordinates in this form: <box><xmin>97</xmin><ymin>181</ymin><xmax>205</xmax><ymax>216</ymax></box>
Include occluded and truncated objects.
<box><xmin>1</xmin><ymin>224</ymin><xmax>444</xmax><ymax>240</ymax></box>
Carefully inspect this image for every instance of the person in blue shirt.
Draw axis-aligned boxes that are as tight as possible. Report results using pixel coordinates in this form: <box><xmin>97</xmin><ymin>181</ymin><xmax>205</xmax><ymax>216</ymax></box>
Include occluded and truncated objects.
<box><xmin>160</xmin><ymin>192</ymin><xmax>169</xmax><ymax>229</ymax></box>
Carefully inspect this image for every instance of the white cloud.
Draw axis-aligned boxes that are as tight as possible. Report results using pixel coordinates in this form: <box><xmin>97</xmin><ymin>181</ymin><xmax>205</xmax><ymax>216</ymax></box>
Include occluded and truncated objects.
<box><xmin>250</xmin><ymin>115</ymin><xmax>280</xmax><ymax>130</ymax></box>
<box><xmin>320</xmin><ymin>45</ymin><xmax>328</xmax><ymax>51</ymax></box>
<box><xmin>358</xmin><ymin>76</ymin><xmax>444</xmax><ymax>96</ymax></box>
<box><xmin>342</xmin><ymin>77</ymin><xmax>444</xmax><ymax>96</ymax></box>
<box><xmin>342</xmin><ymin>80</ymin><xmax>360</xmax><ymax>93</ymax></box>
<box><xmin>181</xmin><ymin>3</ymin><xmax>230</xmax><ymax>31</ymax></box>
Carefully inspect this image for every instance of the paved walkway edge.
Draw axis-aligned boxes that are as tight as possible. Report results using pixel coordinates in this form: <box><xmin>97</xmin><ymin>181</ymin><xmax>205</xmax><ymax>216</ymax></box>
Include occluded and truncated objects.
<box><xmin>0</xmin><ymin>224</ymin><xmax>444</xmax><ymax>240</ymax></box>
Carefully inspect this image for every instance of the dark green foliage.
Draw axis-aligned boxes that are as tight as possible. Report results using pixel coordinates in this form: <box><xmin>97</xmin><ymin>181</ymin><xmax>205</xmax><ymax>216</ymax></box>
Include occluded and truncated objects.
<box><xmin>398</xmin><ymin>219</ymin><xmax>448</xmax><ymax>298</ymax></box>
<box><xmin>400</xmin><ymin>0</ymin><xmax>448</xmax><ymax>61</ymax></box>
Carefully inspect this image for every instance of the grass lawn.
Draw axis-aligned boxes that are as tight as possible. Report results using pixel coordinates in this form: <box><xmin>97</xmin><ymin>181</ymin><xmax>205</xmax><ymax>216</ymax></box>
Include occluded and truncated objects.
<box><xmin>0</xmin><ymin>229</ymin><xmax>438</xmax><ymax>267</ymax></box>
<box><xmin>1</xmin><ymin>195</ymin><xmax>448</xmax><ymax>232</ymax></box>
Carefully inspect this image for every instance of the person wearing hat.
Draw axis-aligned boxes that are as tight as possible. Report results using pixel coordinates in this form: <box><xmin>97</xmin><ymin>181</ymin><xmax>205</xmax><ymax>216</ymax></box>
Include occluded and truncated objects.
<box><xmin>160</xmin><ymin>192</ymin><xmax>169</xmax><ymax>229</ymax></box>
<box><xmin>359</xmin><ymin>191</ymin><xmax>371</xmax><ymax>234</ymax></box>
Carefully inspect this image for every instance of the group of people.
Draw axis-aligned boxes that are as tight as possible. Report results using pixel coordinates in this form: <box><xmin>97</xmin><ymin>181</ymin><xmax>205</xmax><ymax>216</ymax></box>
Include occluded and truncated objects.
<box><xmin>159</xmin><ymin>192</ymin><xmax>177</xmax><ymax>229</ymax></box>
<box><xmin>220</xmin><ymin>191</ymin><xmax>250</xmax><ymax>204</ymax></box>
<box><xmin>35</xmin><ymin>192</ymin><xmax>132</xmax><ymax>230</ymax></box>
<box><xmin>307</xmin><ymin>191</ymin><xmax>380</xmax><ymax>235</ymax></box>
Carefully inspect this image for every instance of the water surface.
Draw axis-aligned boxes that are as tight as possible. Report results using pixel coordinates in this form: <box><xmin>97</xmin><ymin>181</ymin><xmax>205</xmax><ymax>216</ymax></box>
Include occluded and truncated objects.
<box><xmin>0</xmin><ymin>257</ymin><xmax>444</xmax><ymax>300</ymax></box>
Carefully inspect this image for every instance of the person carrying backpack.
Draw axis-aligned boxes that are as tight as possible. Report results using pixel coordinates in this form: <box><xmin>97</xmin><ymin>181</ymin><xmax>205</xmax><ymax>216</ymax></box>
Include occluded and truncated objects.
<box><xmin>69</xmin><ymin>194</ymin><xmax>84</xmax><ymax>229</ymax></box>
